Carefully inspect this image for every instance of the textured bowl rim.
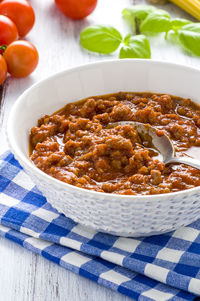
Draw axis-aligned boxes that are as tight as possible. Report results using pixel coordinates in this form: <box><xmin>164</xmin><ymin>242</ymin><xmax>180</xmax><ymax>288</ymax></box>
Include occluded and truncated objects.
<box><xmin>7</xmin><ymin>58</ymin><xmax>200</xmax><ymax>201</ymax></box>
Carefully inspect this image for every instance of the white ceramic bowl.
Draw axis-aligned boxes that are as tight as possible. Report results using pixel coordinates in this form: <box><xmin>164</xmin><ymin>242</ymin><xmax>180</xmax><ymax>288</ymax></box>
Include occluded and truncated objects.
<box><xmin>7</xmin><ymin>59</ymin><xmax>200</xmax><ymax>237</ymax></box>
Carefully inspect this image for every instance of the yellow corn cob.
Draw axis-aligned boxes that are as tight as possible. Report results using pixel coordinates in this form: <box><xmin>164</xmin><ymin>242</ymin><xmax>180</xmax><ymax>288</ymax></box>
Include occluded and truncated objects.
<box><xmin>170</xmin><ymin>0</ymin><xmax>200</xmax><ymax>20</ymax></box>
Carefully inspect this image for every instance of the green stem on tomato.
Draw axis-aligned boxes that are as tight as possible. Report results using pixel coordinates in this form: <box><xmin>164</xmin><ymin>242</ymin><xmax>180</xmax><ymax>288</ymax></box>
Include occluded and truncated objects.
<box><xmin>0</xmin><ymin>45</ymin><xmax>7</xmax><ymax>55</ymax></box>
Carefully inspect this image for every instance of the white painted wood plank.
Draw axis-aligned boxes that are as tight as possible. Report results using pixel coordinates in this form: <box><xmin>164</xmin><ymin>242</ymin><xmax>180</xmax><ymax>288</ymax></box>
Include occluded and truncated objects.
<box><xmin>0</xmin><ymin>0</ymin><xmax>200</xmax><ymax>300</ymax></box>
<box><xmin>0</xmin><ymin>237</ymin><xmax>132</xmax><ymax>301</ymax></box>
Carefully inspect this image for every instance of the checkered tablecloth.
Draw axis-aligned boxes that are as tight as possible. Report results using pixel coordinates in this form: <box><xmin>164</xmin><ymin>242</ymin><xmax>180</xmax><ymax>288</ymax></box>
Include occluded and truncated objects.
<box><xmin>0</xmin><ymin>151</ymin><xmax>200</xmax><ymax>301</ymax></box>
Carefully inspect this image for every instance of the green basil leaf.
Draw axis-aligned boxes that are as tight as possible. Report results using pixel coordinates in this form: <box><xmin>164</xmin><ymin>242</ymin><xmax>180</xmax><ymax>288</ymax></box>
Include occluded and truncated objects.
<box><xmin>123</xmin><ymin>33</ymin><xmax>132</xmax><ymax>45</ymax></box>
<box><xmin>123</xmin><ymin>5</ymin><xmax>171</xmax><ymax>35</ymax></box>
<box><xmin>122</xmin><ymin>5</ymin><xmax>157</xmax><ymax>22</ymax></box>
<box><xmin>178</xmin><ymin>23</ymin><xmax>200</xmax><ymax>56</ymax></box>
<box><xmin>170</xmin><ymin>18</ymin><xmax>191</xmax><ymax>32</ymax></box>
<box><xmin>119</xmin><ymin>34</ymin><xmax>151</xmax><ymax>59</ymax></box>
<box><xmin>122</xmin><ymin>8</ymin><xmax>136</xmax><ymax>34</ymax></box>
<box><xmin>167</xmin><ymin>30</ymin><xmax>180</xmax><ymax>44</ymax></box>
<box><xmin>140</xmin><ymin>12</ymin><xmax>171</xmax><ymax>34</ymax></box>
<box><xmin>80</xmin><ymin>25</ymin><xmax>122</xmax><ymax>54</ymax></box>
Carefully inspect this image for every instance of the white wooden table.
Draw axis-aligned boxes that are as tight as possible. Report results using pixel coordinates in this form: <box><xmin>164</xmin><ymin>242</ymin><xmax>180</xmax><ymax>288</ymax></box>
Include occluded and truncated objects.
<box><xmin>0</xmin><ymin>0</ymin><xmax>199</xmax><ymax>300</ymax></box>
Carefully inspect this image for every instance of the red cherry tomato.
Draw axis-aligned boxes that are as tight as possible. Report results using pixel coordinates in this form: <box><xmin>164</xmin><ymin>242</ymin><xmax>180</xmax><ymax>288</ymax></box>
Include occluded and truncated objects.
<box><xmin>55</xmin><ymin>0</ymin><xmax>97</xmax><ymax>20</ymax></box>
<box><xmin>0</xmin><ymin>54</ymin><xmax>7</xmax><ymax>84</ymax></box>
<box><xmin>4</xmin><ymin>40</ymin><xmax>38</xmax><ymax>77</ymax></box>
<box><xmin>0</xmin><ymin>0</ymin><xmax>35</xmax><ymax>37</ymax></box>
<box><xmin>0</xmin><ymin>15</ymin><xmax>18</xmax><ymax>45</ymax></box>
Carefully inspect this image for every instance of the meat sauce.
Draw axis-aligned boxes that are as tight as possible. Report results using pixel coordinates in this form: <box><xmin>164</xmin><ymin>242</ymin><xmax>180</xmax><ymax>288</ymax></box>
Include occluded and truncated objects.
<box><xmin>29</xmin><ymin>92</ymin><xmax>200</xmax><ymax>195</ymax></box>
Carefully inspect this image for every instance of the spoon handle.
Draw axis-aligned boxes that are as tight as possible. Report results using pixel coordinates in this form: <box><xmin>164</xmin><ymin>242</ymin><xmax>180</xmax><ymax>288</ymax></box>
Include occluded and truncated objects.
<box><xmin>167</xmin><ymin>157</ymin><xmax>200</xmax><ymax>170</ymax></box>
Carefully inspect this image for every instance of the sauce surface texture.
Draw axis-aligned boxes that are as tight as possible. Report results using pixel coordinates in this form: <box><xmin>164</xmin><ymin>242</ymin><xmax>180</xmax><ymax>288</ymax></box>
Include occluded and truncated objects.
<box><xmin>29</xmin><ymin>92</ymin><xmax>200</xmax><ymax>195</ymax></box>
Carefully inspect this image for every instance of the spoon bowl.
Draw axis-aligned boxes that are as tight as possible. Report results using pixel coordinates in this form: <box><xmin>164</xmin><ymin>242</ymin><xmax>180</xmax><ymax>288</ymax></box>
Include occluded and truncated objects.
<box><xmin>108</xmin><ymin>121</ymin><xmax>200</xmax><ymax>170</ymax></box>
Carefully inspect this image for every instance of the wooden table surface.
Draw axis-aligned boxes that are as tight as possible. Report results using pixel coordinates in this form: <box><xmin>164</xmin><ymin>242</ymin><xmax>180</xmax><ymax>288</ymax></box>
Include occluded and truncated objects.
<box><xmin>0</xmin><ymin>0</ymin><xmax>199</xmax><ymax>300</ymax></box>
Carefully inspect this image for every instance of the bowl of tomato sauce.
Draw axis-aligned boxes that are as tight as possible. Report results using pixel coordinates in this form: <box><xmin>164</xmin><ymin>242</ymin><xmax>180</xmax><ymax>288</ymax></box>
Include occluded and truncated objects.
<box><xmin>7</xmin><ymin>59</ymin><xmax>200</xmax><ymax>236</ymax></box>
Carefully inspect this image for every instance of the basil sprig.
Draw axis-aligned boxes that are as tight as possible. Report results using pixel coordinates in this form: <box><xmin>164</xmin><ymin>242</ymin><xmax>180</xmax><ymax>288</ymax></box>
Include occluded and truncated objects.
<box><xmin>80</xmin><ymin>5</ymin><xmax>200</xmax><ymax>59</ymax></box>
<box><xmin>122</xmin><ymin>6</ymin><xmax>191</xmax><ymax>34</ymax></box>
<box><xmin>122</xmin><ymin>5</ymin><xmax>169</xmax><ymax>34</ymax></box>
<box><xmin>123</xmin><ymin>5</ymin><xmax>200</xmax><ymax>57</ymax></box>
<box><xmin>80</xmin><ymin>25</ymin><xmax>151</xmax><ymax>59</ymax></box>
<box><xmin>120</xmin><ymin>34</ymin><xmax>151</xmax><ymax>59</ymax></box>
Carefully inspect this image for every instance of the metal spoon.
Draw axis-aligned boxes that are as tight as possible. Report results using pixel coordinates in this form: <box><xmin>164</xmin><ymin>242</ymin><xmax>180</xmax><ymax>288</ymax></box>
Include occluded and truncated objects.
<box><xmin>107</xmin><ymin>121</ymin><xmax>200</xmax><ymax>170</ymax></box>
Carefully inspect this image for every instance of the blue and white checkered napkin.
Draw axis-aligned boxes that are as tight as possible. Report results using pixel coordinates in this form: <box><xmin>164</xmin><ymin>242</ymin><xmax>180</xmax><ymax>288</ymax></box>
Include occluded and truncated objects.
<box><xmin>0</xmin><ymin>151</ymin><xmax>200</xmax><ymax>301</ymax></box>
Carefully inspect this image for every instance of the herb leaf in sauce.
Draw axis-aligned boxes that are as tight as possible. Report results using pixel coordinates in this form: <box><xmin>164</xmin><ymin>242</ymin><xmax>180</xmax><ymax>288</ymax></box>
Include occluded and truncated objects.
<box><xmin>80</xmin><ymin>25</ymin><xmax>123</xmax><ymax>54</ymax></box>
<box><xmin>119</xmin><ymin>34</ymin><xmax>151</xmax><ymax>59</ymax></box>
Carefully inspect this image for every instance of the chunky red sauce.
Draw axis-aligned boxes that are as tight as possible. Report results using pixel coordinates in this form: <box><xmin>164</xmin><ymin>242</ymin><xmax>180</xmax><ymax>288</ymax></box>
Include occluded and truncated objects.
<box><xmin>29</xmin><ymin>92</ymin><xmax>200</xmax><ymax>195</ymax></box>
